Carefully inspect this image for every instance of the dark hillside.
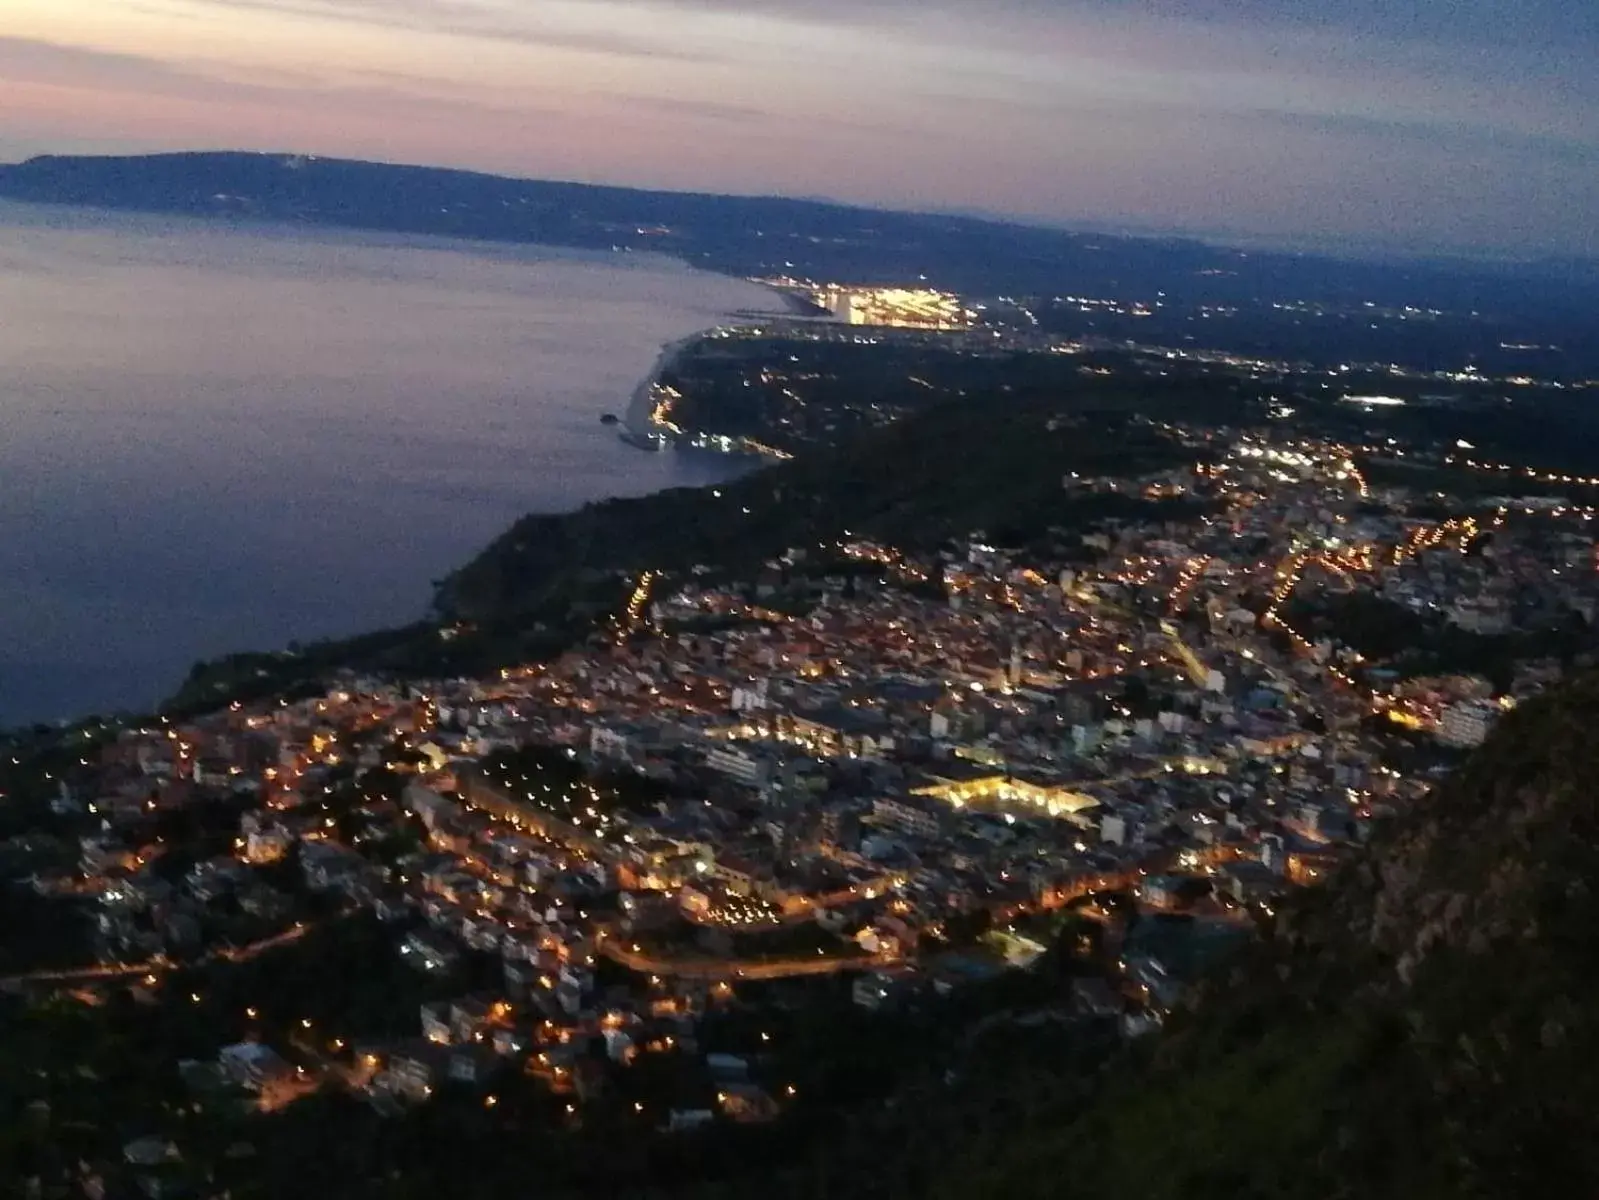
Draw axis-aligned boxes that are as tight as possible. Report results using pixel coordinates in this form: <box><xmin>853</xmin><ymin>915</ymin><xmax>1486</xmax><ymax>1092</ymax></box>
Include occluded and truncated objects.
<box><xmin>660</xmin><ymin>674</ymin><xmax>1599</xmax><ymax>1200</ymax></box>
<box><xmin>435</xmin><ymin>377</ymin><xmax>1234</xmax><ymax>621</ymax></box>
<box><xmin>907</xmin><ymin>674</ymin><xmax>1599</xmax><ymax>1200</ymax></box>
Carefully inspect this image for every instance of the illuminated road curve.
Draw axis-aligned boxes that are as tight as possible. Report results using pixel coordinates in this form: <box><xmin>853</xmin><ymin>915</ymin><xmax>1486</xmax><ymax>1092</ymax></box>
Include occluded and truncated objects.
<box><xmin>0</xmin><ymin>919</ymin><xmax>320</xmax><ymax>988</ymax></box>
<box><xmin>596</xmin><ymin>932</ymin><xmax>893</xmax><ymax>981</ymax></box>
<box><xmin>1160</xmin><ymin>621</ymin><xmax>1212</xmax><ymax>688</ymax></box>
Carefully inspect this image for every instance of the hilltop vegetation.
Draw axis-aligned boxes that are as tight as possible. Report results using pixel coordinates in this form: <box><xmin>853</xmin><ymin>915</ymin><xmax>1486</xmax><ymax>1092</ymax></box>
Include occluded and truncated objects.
<box><xmin>436</xmin><ymin>372</ymin><xmax>1235</xmax><ymax>622</ymax></box>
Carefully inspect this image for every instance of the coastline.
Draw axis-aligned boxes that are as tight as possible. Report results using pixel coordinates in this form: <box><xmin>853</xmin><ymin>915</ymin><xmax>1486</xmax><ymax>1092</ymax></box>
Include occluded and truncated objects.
<box><xmin>621</xmin><ymin>333</ymin><xmax>700</xmax><ymax>449</ymax></box>
<box><xmin>618</xmin><ymin>283</ymin><xmax>823</xmax><ymax>457</ymax></box>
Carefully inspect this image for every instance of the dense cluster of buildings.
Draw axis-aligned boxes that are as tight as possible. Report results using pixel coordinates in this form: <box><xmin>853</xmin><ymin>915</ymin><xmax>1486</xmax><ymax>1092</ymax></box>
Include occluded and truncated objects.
<box><xmin>18</xmin><ymin>418</ymin><xmax>1597</xmax><ymax>1136</ymax></box>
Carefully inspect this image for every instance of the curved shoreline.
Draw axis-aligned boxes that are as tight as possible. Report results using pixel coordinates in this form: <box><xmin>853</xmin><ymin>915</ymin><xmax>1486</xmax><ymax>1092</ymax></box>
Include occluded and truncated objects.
<box><xmin>621</xmin><ymin>332</ymin><xmax>701</xmax><ymax>448</ymax></box>
<box><xmin>619</xmin><ymin>278</ymin><xmax>827</xmax><ymax>451</ymax></box>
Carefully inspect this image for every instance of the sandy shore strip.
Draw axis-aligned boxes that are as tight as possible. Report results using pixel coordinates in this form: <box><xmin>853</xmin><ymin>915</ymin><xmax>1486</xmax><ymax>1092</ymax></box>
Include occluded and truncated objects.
<box><xmin>621</xmin><ymin>334</ymin><xmax>697</xmax><ymax>443</ymax></box>
<box><xmin>620</xmin><ymin>297</ymin><xmax>825</xmax><ymax>450</ymax></box>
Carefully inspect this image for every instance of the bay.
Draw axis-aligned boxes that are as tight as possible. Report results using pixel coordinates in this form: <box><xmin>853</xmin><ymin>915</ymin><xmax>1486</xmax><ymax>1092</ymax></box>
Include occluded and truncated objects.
<box><xmin>0</xmin><ymin>202</ymin><xmax>771</xmax><ymax>726</ymax></box>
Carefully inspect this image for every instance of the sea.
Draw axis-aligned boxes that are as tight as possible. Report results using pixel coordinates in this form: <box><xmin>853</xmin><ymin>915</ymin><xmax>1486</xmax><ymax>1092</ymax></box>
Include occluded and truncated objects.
<box><xmin>0</xmin><ymin>202</ymin><xmax>773</xmax><ymax>728</ymax></box>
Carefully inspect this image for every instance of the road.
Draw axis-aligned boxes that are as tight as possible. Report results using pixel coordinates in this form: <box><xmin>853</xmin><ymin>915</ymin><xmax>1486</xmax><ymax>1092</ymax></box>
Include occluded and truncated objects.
<box><xmin>1161</xmin><ymin>621</ymin><xmax>1213</xmax><ymax>688</ymax></box>
<box><xmin>0</xmin><ymin>919</ymin><xmax>319</xmax><ymax>989</ymax></box>
<box><xmin>596</xmin><ymin>931</ymin><xmax>892</xmax><ymax>981</ymax></box>
<box><xmin>1002</xmin><ymin>843</ymin><xmax>1248</xmax><ymax>920</ymax></box>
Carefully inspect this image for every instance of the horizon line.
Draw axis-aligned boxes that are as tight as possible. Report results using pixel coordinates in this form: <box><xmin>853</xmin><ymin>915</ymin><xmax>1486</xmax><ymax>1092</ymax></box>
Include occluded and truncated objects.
<box><xmin>3</xmin><ymin>146</ymin><xmax>1596</xmax><ymax>276</ymax></box>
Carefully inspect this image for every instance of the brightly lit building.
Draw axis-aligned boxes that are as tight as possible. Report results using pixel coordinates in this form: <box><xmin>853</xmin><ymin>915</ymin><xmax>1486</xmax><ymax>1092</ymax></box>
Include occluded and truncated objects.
<box><xmin>913</xmin><ymin>773</ymin><xmax>1098</xmax><ymax>819</ymax></box>
<box><xmin>813</xmin><ymin>285</ymin><xmax>973</xmax><ymax>330</ymax></box>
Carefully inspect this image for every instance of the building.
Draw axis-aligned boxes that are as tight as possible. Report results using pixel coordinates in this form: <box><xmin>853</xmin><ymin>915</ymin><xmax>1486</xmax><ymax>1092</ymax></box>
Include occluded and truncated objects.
<box><xmin>401</xmin><ymin>929</ymin><xmax>460</xmax><ymax>973</ymax></box>
<box><xmin>1438</xmin><ymin>700</ymin><xmax>1497</xmax><ymax>748</ymax></box>
<box><xmin>590</xmin><ymin>724</ymin><xmax>643</xmax><ymax>766</ymax></box>
<box><xmin>219</xmin><ymin>1042</ymin><xmax>295</xmax><ymax>1092</ymax></box>
<box><xmin>1101</xmin><ymin>810</ymin><xmax>1132</xmax><ymax>847</ymax></box>
<box><xmin>717</xmin><ymin>1083</ymin><xmax>779</xmax><ymax>1123</ymax></box>
<box><xmin>1260</xmin><ymin>832</ymin><xmax>1286</xmax><ymax>875</ymax></box>
<box><xmin>852</xmin><ymin>970</ymin><xmax>913</xmax><ymax>1010</ymax></box>
<box><xmin>300</xmin><ymin>842</ymin><xmax>364</xmax><ymax>891</ymax></box>
<box><xmin>404</xmin><ymin>784</ymin><xmax>459</xmax><ymax>831</ymax></box>
<box><xmin>1137</xmin><ymin>875</ymin><xmax>1189</xmax><ymax>911</ymax></box>
<box><xmin>913</xmin><ymin>772</ymin><xmax>1098</xmax><ymax>821</ymax></box>
<box><xmin>813</xmin><ymin>285</ymin><xmax>972</xmax><ymax>330</ymax></box>
<box><xmin>872</xmin><ymin>795</ymin><xmax>945</xmax><ymax>839</ymax></box>
<box><xmin>244</xmin><ymin>825</ymin><xmax>292</xmax><ymax>864</ymax></box>
<box><xmin>819</xmin><ymin>807</ymin><xmax>862</xmax><ymax>851</ymax></box>
<box><xmin>704</xmin><ymin>746</ymin><xmax>771</xmax><ymax>788</ymax></box>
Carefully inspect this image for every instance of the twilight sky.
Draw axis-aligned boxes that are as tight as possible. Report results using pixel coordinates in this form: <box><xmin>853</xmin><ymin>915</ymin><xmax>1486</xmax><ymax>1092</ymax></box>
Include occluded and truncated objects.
<box><xmin>2</xmin><ymin>0</ymin><xmax>1596</xmax><ymax>256</ymax></box>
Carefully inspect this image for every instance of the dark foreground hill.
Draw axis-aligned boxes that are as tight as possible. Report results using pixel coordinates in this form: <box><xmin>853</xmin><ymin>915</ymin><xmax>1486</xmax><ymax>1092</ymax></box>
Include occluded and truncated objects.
<box><xmin>780</xmin><ymin>674</ymin><xmax>1599</xmax><ymax>1200</ymax></box>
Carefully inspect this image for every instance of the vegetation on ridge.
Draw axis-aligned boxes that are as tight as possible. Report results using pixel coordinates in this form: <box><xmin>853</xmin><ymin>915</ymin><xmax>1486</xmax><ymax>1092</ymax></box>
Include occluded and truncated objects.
<box><xmin>436</xmin><ymin>376</ymin><xmax>1228</xmax><ymax>621</ymax></box>
<box><xmin>609</xmin><ymin>675</ymin><xmax>1599</xmax><ymax>1200</ymax></box>
<box><xmin>913</xmin><ymin>675</ymin><xmax>1599</xmax><ymax>1200</ymax></box>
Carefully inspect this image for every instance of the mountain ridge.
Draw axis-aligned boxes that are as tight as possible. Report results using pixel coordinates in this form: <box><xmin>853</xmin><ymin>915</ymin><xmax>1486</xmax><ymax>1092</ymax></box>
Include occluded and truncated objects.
<box><xmin>3</xmin><ymin>151</ymin><xmax>1594</xmax><ymax>306</ymax></box>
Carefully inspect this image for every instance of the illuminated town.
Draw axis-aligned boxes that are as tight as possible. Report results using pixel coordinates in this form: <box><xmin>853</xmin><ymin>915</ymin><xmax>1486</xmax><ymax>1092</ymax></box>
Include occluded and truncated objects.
<box><xmin>7</xmin><ymin>402</ymin><xmax>1594</xmax><ymax>1158</ymax></box>
<box><xmin>0</xmin><ymin>11</ymin><xmax>1592</xmax><ymax>1187</ymax></box>
<box><xmin>4</xmin><ymin>243</ymin><xmax>1598</xmax><ymax>1196</ymax></box>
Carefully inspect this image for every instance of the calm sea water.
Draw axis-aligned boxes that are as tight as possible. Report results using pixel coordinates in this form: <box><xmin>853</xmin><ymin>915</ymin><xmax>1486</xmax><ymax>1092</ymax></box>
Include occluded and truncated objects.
<box><xmin>0</xmin><ymin>203</ymin><xmax>771</xmax><ymax>727</ymax></box>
